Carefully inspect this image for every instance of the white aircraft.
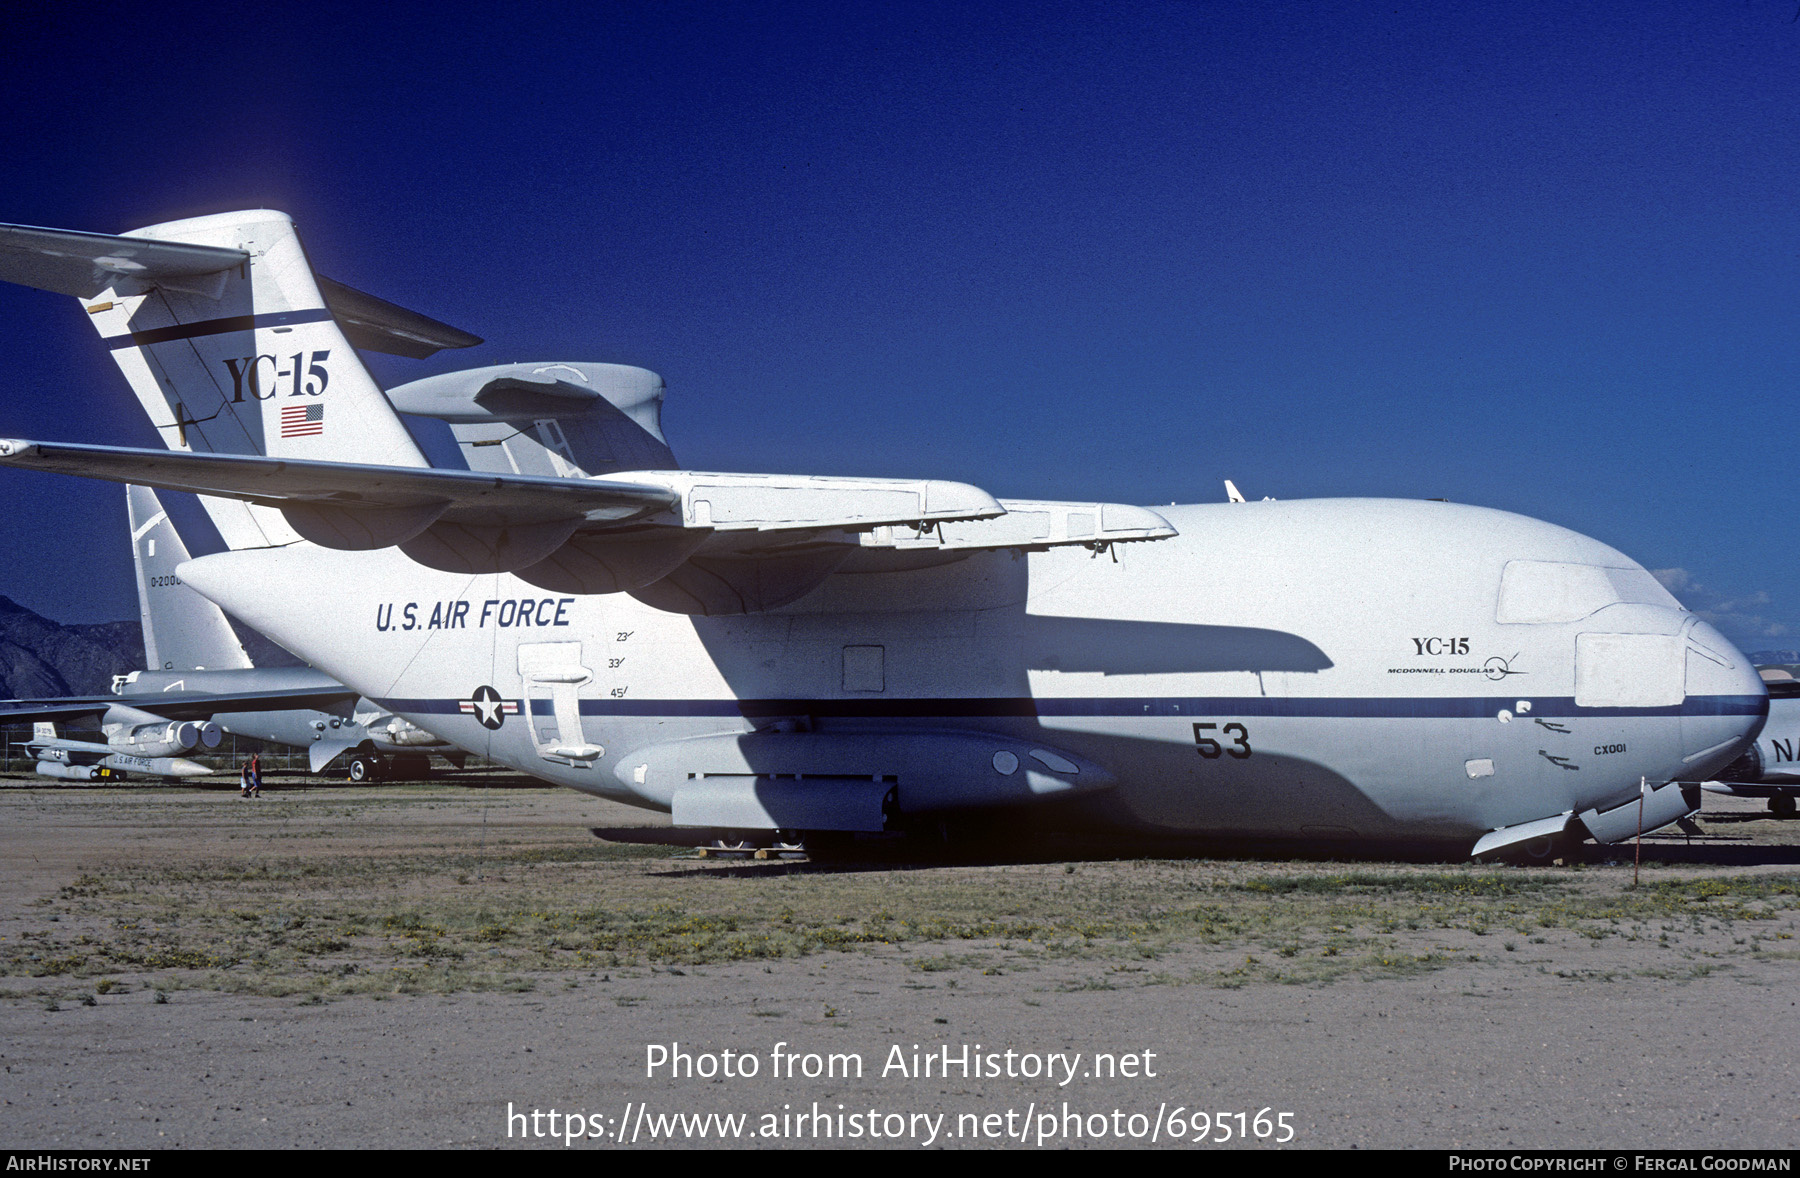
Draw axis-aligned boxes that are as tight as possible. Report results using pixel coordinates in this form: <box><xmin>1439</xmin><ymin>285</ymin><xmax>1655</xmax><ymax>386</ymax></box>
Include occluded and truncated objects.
<box><xmin>0</xmin><ymin>210</ymin><xmax>1770</xmax><ymax>858</ymax></box>
<box><xmin>18</xmin><ymin>719</ymin><xmax>213</xmax><ymax>781</ymax></box>
<box><xmin>116</xmin><ymin>483</ymin><xmax>457</xmax><ymax>780</ymax></box>
<box><xmin>1701</xmin><ymin>675</ymin><xmax>1800</xmax><ymax>817</ymax></box>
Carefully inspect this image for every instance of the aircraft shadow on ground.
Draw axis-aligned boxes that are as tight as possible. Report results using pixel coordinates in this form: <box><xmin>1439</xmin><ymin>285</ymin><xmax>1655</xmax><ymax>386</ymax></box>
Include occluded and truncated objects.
<box><xmin>1610</xmin><ymin>839</ymin><xmax>1800</xmax><ymax>867</ymax></box>
<box><xmin>599</xmin><ymin>824</ymin><xmax>1800</xmax><ymax>873</ymax></box>
<box><xmin>600</xmin><ymin>828</ymin><xmax>1497</xmax><ymax>877</ymax></box>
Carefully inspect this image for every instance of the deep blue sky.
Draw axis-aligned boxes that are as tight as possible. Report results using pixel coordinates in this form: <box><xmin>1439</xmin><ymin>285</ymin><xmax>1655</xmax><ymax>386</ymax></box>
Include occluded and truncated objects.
<box><xmin>2</xmin><ymin>2</ymin><xmax>1797</xmax><ymax>649</ymax></box>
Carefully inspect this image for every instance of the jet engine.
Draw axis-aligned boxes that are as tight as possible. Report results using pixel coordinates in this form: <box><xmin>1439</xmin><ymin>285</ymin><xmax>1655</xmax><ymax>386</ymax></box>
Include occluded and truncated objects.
<box><xmin>115</xmin><ymin>720</ymin><xmax>224</xmax><ymax>757</ymax></box>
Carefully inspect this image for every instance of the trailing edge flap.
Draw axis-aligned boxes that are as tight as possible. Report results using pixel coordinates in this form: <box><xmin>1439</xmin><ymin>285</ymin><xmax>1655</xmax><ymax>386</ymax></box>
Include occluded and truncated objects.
<box><xmin>0</xmin><ymin>439</ymin><xmax>1175</xmax><ymax>575</ymax></box>
<box><xmin>0</xmin><ymin>686</ymin><xmax>361</xmax><ymax>726</ymax></box>
<box><xmin>0</xmin><ymin>222</ymin><xmax>480</xmax><ymax>357</ymax></box>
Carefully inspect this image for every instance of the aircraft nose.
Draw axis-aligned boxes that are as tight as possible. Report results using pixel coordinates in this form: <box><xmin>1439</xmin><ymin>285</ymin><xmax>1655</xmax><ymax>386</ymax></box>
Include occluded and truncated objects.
<box><xmin>1680</xmin><ymin>618</ymin><xmax>1768</xmax><ymax>778</ymax></box>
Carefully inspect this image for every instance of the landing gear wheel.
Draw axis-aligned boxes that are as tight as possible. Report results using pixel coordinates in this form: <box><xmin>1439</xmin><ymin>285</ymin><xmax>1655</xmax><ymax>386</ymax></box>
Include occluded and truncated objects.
<box><xmin>1771</xmin><ymin>795</ymin><xmax>1796</xmax><ymax>819</ymax></box>
<box><xmin>347</xmin><ymin>755</ymin><xmax>380</xmax><ymax>783</ymax></box>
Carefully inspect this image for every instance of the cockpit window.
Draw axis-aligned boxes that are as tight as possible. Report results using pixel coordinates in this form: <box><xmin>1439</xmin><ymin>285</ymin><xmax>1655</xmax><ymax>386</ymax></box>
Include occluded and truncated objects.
<box><xmin>1495</xmin><ymin>560</ymin><xmax>1681</xmax><ymax>625</ymax></box>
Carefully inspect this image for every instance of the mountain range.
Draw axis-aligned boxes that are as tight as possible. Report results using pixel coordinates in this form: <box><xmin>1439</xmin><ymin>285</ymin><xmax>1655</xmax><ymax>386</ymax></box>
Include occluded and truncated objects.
<box><xmin>0</xmin><ymin>596</ymin><xmax>299</xmax><ymax>699</ymax></box>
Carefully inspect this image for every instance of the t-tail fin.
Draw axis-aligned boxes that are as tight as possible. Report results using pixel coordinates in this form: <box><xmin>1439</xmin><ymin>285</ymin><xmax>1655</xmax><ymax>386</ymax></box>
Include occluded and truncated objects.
<box><xmin>0</xmin><ymin>211</ymin><xmax>481</xmax><ymax>548</ymax></box>
<box><xmin>127</xmin><ymin>485</ymin><xmax>253</xmax><ymax>672</ymax></box>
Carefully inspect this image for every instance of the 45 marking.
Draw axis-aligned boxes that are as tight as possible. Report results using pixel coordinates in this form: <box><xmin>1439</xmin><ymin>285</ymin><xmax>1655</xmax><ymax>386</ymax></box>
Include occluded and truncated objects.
<box><xmin>1194</xmin><ymin>722</ymin><xmax>1252</xmax><ymax>759</ymax></box>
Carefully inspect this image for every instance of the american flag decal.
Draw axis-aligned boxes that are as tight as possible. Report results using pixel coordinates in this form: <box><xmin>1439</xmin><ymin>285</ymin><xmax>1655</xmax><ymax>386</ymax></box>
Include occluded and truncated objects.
<box><xmin>280</xmin><ymin>403</ymin><xmax>325</xmax><ymax>437</ymax></box>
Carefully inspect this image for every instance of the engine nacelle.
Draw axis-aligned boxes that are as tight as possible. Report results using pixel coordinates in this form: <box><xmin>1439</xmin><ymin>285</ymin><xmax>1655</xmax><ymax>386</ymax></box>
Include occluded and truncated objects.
<box><xmin>118</xmin><ymin>720</ymin><xmax>223</xmax><ymax>757</ymax></box>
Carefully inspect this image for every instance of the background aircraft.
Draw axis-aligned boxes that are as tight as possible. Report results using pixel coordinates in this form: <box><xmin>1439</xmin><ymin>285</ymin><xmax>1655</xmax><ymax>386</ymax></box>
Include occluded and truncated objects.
<box><xmin>0</xmin><ymin>209</ymin><xmax>1769</xmax><ymax>857</ymax></box>
<box><xmin>117</xmin><ymin>484</ymin><xmax>459</xmax><ymax>780</ymax></box>
<box><xmin>18</xmin><ymin>718</ymin><xmax>212</xmax><ymax>781</ymax></box>
<box><xmin>1</xmin><ymin>482</ymin><xmax>459</xmax><ymax>782</ymax></box>
<box><xmin>1702</xmin><ymin>671</ymin><xmax>1800</xmax><ymax>817</ymax></box>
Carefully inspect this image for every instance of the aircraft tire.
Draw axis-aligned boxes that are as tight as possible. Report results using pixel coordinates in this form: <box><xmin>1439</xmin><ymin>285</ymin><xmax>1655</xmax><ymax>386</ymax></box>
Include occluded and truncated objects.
<box><xmin>1771</xmin><ymin>795</ymin><xmax>1796</xmax><ymax>819</ymax></box>
<box><xmin>347</xmin><ymin>756</ymin><xmax>373</xmax><ymax>784</ymax></box>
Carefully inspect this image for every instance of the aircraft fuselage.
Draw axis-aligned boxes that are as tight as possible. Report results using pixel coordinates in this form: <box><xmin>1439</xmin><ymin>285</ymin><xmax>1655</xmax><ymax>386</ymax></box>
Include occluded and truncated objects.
<box><xmin>181</xmin><ymin>496</ymin><xmax>1765</xmax><ymax>844</ymax></box>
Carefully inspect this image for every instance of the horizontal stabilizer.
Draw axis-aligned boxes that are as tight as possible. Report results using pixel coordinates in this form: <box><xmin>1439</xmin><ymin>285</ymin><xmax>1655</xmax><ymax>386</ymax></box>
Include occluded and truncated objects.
<box><xmin>0</xmin><ymin>222</ymin><xmax>244</xmax><ymax>299</ymax></box>
<box><xmin>313</xmin><ymin>275</ymin><xmax>483</xmax><ymax>359</ymax></box>
<box><xmin>0</xmin><ymin>221</ymin><xmax>480</xmax><ymax>357</ymax></box>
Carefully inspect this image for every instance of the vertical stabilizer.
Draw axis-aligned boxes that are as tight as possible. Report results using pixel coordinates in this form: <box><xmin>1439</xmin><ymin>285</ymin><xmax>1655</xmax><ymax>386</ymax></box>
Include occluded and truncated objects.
<box><xmin>32</xmin><ymin>722</ymin><xmax>56</xmax><ymax>743</ymax></box>
<box><xmin>127</xmin><ymin>485</ymin><xmax>254</xmax><ymax>672</ymax></box>
<box><xmin>77</xmin><ymin>211</ymin><xmax>432</xmax><ymax>547</ymax></box>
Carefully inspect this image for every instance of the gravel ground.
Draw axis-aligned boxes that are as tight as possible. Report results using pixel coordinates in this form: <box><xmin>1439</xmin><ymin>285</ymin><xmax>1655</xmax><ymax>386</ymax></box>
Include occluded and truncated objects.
<box><xmin>0</xmin><ymin>775</ymin><xmax>1795</xmax><ymax>1150</ymax></box>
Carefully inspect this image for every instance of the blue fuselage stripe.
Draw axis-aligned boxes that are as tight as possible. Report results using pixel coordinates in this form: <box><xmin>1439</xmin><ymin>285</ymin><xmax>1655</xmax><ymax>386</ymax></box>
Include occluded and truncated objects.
<box><xmin>378</xmin><ymin>694</ymin><xmax>1769</xmax><ymax>721</ymax></box>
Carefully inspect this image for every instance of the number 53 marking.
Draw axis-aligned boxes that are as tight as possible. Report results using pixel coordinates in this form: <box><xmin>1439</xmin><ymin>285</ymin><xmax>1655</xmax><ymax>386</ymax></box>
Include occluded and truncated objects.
<box><xmin>1194</xmin><ymin>722</ymin><xmax>1252</xmax><ymax>759</ymax></box>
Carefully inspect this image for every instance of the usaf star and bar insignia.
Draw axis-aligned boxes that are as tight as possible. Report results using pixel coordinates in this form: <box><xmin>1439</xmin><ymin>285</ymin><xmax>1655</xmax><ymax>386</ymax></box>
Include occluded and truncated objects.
<box><xmin>460</xmin><ymin>685</ymin><xmax>520</xmax><ymax>731</ymax></box>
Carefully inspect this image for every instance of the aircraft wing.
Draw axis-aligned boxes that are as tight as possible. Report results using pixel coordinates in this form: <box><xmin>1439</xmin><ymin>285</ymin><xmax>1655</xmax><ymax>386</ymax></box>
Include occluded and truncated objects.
<box><xmin>0</xmin><ymin>437</ymin><xmax>1174</xmax><ymax>564</ymax></box>
<box><xmin>18</xmin><ymin>736</ymin><xmax>117</xmax><ymax>762</ymax></box>
<box><xmin>0</xmin><ymin>438</ymin><xmax>683</xmax><ymax>522</ymax></box>
<box><xmin>0</xmin><ymin>686</ymin><xmax>362</xmax><ymax>726</ymax></box>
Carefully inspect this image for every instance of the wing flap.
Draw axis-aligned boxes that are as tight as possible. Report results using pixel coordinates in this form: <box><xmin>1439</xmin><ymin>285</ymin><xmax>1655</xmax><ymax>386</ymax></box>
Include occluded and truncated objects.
<box><xmin>859</xmin><ymin>497</ymin><xmax>1177</xmax><ymax>552</ymax></box>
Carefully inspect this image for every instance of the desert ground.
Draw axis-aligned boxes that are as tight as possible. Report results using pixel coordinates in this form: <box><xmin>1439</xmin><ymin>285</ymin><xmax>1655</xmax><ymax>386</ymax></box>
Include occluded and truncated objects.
<box><xmin>0</xmin><ymin>771</ymin><xmax>1795</xmax><ymax>1150</ymax></box>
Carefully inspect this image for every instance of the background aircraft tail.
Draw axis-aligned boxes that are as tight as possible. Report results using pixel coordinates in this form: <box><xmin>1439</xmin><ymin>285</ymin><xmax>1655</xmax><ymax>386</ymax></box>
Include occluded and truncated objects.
<box><xmin>127</xmin><ymin>484</ymin><xmax>253</xmax><ymax>672</ymax></box>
